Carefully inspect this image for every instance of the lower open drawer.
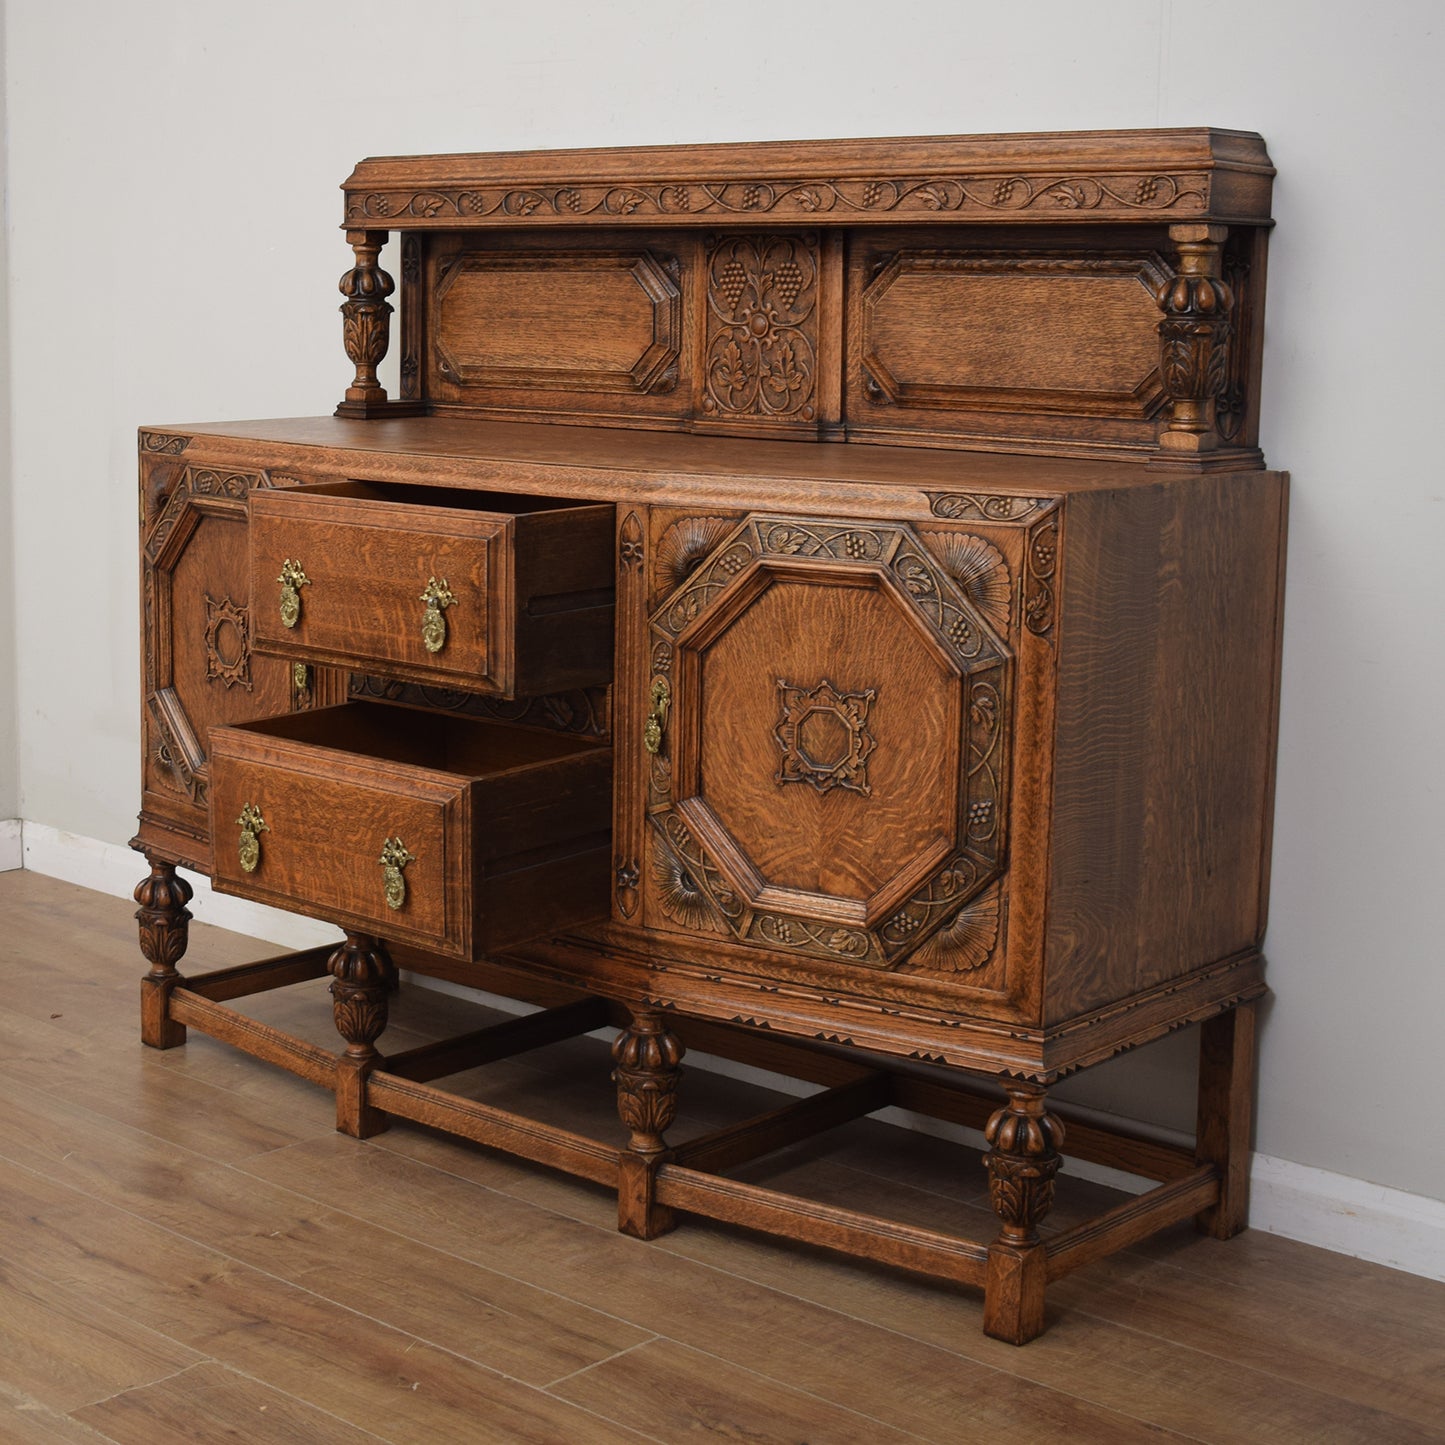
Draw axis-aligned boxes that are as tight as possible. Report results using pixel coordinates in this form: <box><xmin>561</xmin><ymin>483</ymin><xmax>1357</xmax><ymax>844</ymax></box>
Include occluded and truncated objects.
<box><xmin>208</xmin><ymin>701</ymin><xmax>611</xmax><ymax>958</ymax></box>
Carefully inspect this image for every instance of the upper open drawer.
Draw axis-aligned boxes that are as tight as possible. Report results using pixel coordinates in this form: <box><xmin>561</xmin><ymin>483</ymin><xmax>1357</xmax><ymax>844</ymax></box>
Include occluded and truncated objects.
<box><xmin>248</xmin><ymin>481</ymin><xmax>615</xmax><ymax>697</ymax></box>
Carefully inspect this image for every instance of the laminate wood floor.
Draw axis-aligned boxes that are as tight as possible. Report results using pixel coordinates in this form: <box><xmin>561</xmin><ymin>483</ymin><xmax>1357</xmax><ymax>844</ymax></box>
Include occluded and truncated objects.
<box><xmin>0</xmin><ymin>868</ymin><xmax>1441</xmax><ymax>1444</ymax></box>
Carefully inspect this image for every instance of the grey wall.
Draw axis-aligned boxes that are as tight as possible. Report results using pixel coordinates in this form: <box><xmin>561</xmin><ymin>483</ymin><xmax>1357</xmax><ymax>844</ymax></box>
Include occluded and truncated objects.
<box><xmin>0</xmin><ymin>0</ymin><xmax>16</xmax><ymax>823</ymax></box>
<box><xmin>4</xmin><ymin>0</ymin><xmax>1442</xmax><ymax>1201</ymax></box>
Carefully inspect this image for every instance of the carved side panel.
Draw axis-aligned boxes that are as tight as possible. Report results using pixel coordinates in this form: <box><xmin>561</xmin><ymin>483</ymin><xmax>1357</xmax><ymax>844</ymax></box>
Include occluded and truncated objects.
<box><xmin>138</xmin><ymin>463</ymin><xmax>296</xmax><ymax>855</ymax></box>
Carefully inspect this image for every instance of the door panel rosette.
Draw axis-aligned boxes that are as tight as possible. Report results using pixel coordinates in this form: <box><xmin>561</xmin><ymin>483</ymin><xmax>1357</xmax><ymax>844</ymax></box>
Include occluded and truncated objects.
<box><xmin>644</xmin><ymin>513</ymin><xmax>1011</xmax><ymax>970</ymax></box>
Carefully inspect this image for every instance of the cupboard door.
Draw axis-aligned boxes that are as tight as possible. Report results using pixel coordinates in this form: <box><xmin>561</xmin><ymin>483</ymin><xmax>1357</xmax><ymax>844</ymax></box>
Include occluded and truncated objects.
<box><xmin>639</xmin><ymin>513</ymin><xmax>1010</xmax><ymax>971</ymax></box>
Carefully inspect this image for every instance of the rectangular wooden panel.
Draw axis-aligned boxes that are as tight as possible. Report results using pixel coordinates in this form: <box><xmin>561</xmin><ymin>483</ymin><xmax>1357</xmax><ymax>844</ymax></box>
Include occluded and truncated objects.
<box><xmin>426</xmin><ymin>233</ymin><xmax>694</xmax><ymax>426</ymax></box>
<box><xmin>845</xmin><ymin>230</ymin><xmax>1177</xmax><ymax>458</ymax></box>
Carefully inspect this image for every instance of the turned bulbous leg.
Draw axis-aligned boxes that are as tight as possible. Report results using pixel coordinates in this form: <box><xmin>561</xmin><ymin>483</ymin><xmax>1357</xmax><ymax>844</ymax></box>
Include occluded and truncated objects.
<box><xmin>982</xmin><ymin>1079</ymin><xmax>1064</xmax><ymax>1344</ymax></box>
<box><xmin>612</xmin><ymin>1007</ymin><xmax>685</xmax><ymax>1239</ymax></box>
<box><xmin>135</xmin><ymin>858</ymin><xmax>193</xmax><ymax>1049</ymax></box>
<box><xmin>328</xmin><ymin>932</ymin><xmax>392</xmax><ymax>1138</ymax></box>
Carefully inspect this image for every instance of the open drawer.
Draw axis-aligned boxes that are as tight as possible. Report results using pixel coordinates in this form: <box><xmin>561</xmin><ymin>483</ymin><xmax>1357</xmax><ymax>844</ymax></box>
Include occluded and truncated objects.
<box><xmin>208</xmin><ymin>701</ymin><xmax>612</xmax><ymax>958</ymax></box>
<box><xmin>248</xmin><ymin>481</ymin><xmax>615</xmax><ymax>696</ymax></box>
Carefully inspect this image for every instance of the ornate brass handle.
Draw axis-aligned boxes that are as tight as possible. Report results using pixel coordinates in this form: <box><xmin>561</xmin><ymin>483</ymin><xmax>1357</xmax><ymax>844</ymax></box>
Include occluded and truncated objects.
<box><xmin>278</xmin><ymin>559</ymin><xmax>310</xmax><ymax>628</ymax></box>
<box><xmin>420</xmin><ymin>577</ymin><xmax>456</xmax><ymax>654</ymax></box>
<box><xmin>643</xmin><ymin>677</ymin><xmax>671</xmax><ymax>755</ymax></box>
<box><xmin>236</xmin><ymin>803</ymin><xmax>268</xmax><ymax>873</ymax></box>
<box><xmin>379</xmin><ymin>836</ymin><xmax>416</xmax><ymax>910</ymax></box>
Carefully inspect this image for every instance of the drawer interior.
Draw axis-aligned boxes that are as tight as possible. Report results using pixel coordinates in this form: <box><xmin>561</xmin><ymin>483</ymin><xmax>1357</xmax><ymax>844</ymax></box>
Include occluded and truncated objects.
<box><xmin>292</xmin><ymin>479</ymin><xmax>602</xmax><ymax>516</ymax></box>
<box><xmin>233</xmin><ymin>701</ymin><xmax>606</xmax><ymax>777</ymax></box>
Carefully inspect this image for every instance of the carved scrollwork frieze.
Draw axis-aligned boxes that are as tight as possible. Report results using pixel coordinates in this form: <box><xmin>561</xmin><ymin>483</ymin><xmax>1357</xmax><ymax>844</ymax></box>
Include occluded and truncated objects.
<box><xmin>346</xmin><ymin>172</ymin><xmax>1210</xmax><ymax>225</ymax></box>
<box><xmin>926</xmin><ymin>492</ymin><xmax>1047</xmax><ymax>524</ymax></box>
<box><xmin>1022</xmin><ymin>509</ymin><xmax>1060</xmax><ymax>641</ymax></box>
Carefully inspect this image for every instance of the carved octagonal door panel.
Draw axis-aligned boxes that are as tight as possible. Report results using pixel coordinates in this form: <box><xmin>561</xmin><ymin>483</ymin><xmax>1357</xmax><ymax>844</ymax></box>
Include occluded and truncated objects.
<box><xmin>644</xmin><ymin>514</ymin><xmax>1010</xmax><ymax>970</ymax></box>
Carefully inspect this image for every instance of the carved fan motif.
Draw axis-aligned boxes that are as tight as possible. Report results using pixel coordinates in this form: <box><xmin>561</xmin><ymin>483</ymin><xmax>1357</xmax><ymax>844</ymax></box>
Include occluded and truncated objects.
<box><xmin>919</xmin><ymin>532</ymin><xmax>1011</xmax><ymax>636</ymax></box>
<box><xmin>651</xmin><ymin>834</ymin><xmax>725</xmax><ymax>933</ymax></box>
<box><xmin>653</xmin><ymin>516</ymin><xmax>734</xmax><ymax>603</ymax></box>
<box><xmin>896</xmin><ymin>883</ymin><xmax>1001</xmax><ymax>975</ymax></box>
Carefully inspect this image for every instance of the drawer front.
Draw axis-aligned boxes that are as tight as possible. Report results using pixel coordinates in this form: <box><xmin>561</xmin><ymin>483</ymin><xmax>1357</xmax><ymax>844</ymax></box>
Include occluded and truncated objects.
<box><xmin>210</xmin><ymin>733</ymin><xmax>466</xmax><ymax>952</ymax></box>
<box><xmin>249</xmin><ymin>495</ymin><xmax>504</xmax><ymax>689</ymax></box>
<box><xmin>208</xmin><ymin>702</ymin><xmax>614</xmax><ymax>958</ymax></box>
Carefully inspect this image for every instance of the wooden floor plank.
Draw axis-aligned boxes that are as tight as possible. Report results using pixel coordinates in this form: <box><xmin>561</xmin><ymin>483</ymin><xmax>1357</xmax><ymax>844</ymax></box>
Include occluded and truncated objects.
<box><xmin>0</xmin><ymin>1257</ymin><xmax>202</xmax><ymax>1414</ymax></box>
<box><xmin>0</xmin><ymin>1086</ymin><xmax>652</xmax><ymax>1389</ymax></box>
<box><xmin>71</xmin><ymin>1363</ymin><xmax>386</xmax><ymax>1445</ymax></box>
<box><xmin>244</xmin><ymin>1131</ymin><xmax>1187</xmax><ymax>1444</ymax></box>
<box><xmin>3</xmin><ymin>870</ymin><xmax>1443</xmax><ymax>1445</ymax></box>
<box><xmin>549</xmin><ymin>1337</ymin><xmax>926</xmax><ymax>1444</ymax></box>
<box><xmin>0</xmin><ymin>1158</ymin><xmax>651</xmax><ymax>1445</ymax></box>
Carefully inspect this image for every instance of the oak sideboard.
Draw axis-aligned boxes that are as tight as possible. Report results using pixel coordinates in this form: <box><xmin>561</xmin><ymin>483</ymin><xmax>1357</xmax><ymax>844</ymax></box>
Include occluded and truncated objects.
<box><xmin>133</xmin><ymin>128</ymin><xmax>1285</xmax><ymax>1343</ymax></box>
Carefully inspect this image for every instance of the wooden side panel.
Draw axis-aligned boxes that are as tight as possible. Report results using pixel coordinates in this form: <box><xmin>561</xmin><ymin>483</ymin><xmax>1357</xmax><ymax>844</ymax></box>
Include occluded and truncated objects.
<box><xmin>1133</xmin><ymin>472</ymin><xmax>1287</xmax><ymax>987</ymax></box>
<box><xmin>1042</xmin><ymin>484</ymin><xmax>1166</xmax><ymax>1018</ymax></box>
<box><xmin>1044</xmin><ymin>472</ymin><xmax>1287</xmax><ymax>1021</ymax></box>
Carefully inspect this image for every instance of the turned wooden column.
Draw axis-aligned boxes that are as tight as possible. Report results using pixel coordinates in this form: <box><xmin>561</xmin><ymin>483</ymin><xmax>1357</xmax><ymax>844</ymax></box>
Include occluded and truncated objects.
<box><xmin>1195</xmin><ymin>1000</ymin><xmax>1258</xmax><ymax>1238</ymax></box>
<box><xmin>328</xmin><ymin>932</ymin><xmax>392</xmax><ymax>1138</ymax></box>
<box><xmin>334</xmin><ymin>229</ymin><xmax>395</xmax><ymax>418</ymax></box>
<box><xmin>612</xmin><ymin>1006</ymin><xmax>685</xmax><ymax>1239</ymax></box>
<box><xmin>982</xmin><ymin>1080</ymin><xmax>1065</xmax><ymax>1344</ymax></box>
<box><xmin>135</xmin><ymin>858</ymin><xmax>193</xmax><ymax>1049</ymax></box>
<box><xmin>1155</xmin><ymin>223</ymin><xmax>1233</xmax><ymax>456</ymax></box>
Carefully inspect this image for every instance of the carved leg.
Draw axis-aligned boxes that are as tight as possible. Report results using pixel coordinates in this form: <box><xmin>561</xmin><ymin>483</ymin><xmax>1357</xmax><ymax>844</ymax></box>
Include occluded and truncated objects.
<box><xmin>328</xmin><ymin>932</ymin><xmax>392</xmax><ymax>1139</ymax></box>
<box><xmin>1195</xmin><ymin>999</ymin><xmax>1257</xmax><ymax>1238</ymax></box>
<box><xmin>612</xmin><ymin>1007</ymin><xmax>685</xmax><ymax>1240</ymax></box>
<box><xmin>982</xmin><ymin>1080</ymin><xmax>1064</xmax><ymax>1345</ymax></box>
<box><xmin>135</xmin><ymin>859</ymin><xmax>193</xmax><ymax>1049</ymax></box>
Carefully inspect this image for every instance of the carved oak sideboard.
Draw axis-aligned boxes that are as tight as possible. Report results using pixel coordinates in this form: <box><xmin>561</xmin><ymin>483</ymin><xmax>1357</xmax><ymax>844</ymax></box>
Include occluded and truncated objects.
<box><xmin>133</xmin><ymin>129</ymin><xmax>1285</xmax><ymax>1343</ymax></box>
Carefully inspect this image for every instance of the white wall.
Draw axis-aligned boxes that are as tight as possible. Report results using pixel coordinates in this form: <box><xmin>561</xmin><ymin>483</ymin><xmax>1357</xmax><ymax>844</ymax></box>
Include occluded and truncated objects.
<box><xmin>0</xmin><ymin>0</ymin><xmax>17</xmax><ymax>824</ymax></box>
<box><xmin>4</xmin><ymin>0</ymin><xmax>1442</xmax><ymax>1204</ymax></box>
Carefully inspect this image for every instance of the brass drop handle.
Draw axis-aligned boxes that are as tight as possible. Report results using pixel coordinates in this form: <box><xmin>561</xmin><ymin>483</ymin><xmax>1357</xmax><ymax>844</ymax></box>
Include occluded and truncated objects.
<box><xmin>278</xmin><ymin>559</ymin><xmax>310</xmax><ymax>628</ymax></box>
<box><xmin>643</xmin><ymin>677</ymin><xmax>671</xmax><ymax>755</ymax></box>
<box><xmin>420</xmin><ymin>577</ymin><xmax>457</xmax><ymax>654</ymax></box>
<box><xmin>237</xmin><ymin>803</ymin><xmax>268</xmax><ymax>873</ymax></box>
<box><xmin>379</xmin><ymin>836</ymin><xmax>416</xmax><ymax>910</ymax></box>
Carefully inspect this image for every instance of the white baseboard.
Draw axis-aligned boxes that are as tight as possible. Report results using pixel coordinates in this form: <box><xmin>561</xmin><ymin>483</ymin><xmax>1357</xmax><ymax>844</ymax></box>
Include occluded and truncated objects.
<box><xmin>15</xmin><ymin>821</ymin><xmax>1445</xmax><ymax>1284</ymax></box>
<box><xmin>0</xmin><ymin>818</ymin><xmax>21</xmax><ymax>873</ymax></box>
<box><xmin>1249</xmin><ymin>1153</ymin><xmax>1445</xmax><ymax>1281</ymax></box>
<box><xmin>18</xmin><ymin>821</ymin><xmax>341</xmax><ymax>951</ymax></box>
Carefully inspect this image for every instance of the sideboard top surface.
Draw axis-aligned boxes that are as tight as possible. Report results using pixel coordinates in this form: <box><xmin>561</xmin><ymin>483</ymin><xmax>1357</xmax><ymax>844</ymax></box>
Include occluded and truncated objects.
<box><xmin>148</xmin><ymin>416</ymin><xmax>1275</xmax><ymax>500</ymax></box>
<box><xmin>343</xmin><ymin>127</ymin><xmax>1274</xmax><ymax>229</ymax></box>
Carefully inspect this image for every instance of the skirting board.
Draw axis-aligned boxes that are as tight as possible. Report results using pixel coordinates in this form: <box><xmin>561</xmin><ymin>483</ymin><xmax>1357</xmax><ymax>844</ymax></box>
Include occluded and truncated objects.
<box><xmin>19</xmin><ymin>820</ymin><xmax>342</xmax><ymax>951</ymax></box>
<box><xmin>17</xmin><ymin>818</ymin><xmax>1445</xmax><ymax>1285</ymax></box>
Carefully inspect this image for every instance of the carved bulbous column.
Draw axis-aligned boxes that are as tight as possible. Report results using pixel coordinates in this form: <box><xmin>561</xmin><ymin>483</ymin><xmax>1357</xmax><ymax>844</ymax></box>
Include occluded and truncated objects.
<box><xmin>982</xmin><ymin>1079</ymin><xmax>1065</xmax><ymax>1344</ymax></box>
<box><xmin>1156</xmin><ymin>223</ymin><xmax>1233</xmax><ymax>455</ymax></box>
<box><xmin>135</xmin><ymin>858</ymin><xmax>193</xmax><ymax>1049</ymax></box>
<box><xmin>612</xmin><ymin>1007</ymin><xmax>685</xmax><ymax>1238</ymax></box>
<box><xmin>335</xmin><ymin>229</ymin><xmax>395</xmax><ymax>416</ymax></box>
<box><xmin>328</xmin><ymin>931</ymin><xmax>392</xmax><ymax>1138</ymax></box>
<box><xmin>984</xmin><ymin>1081</ymin><xmax>1066</xmax><ymax>1245</ymax></box>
